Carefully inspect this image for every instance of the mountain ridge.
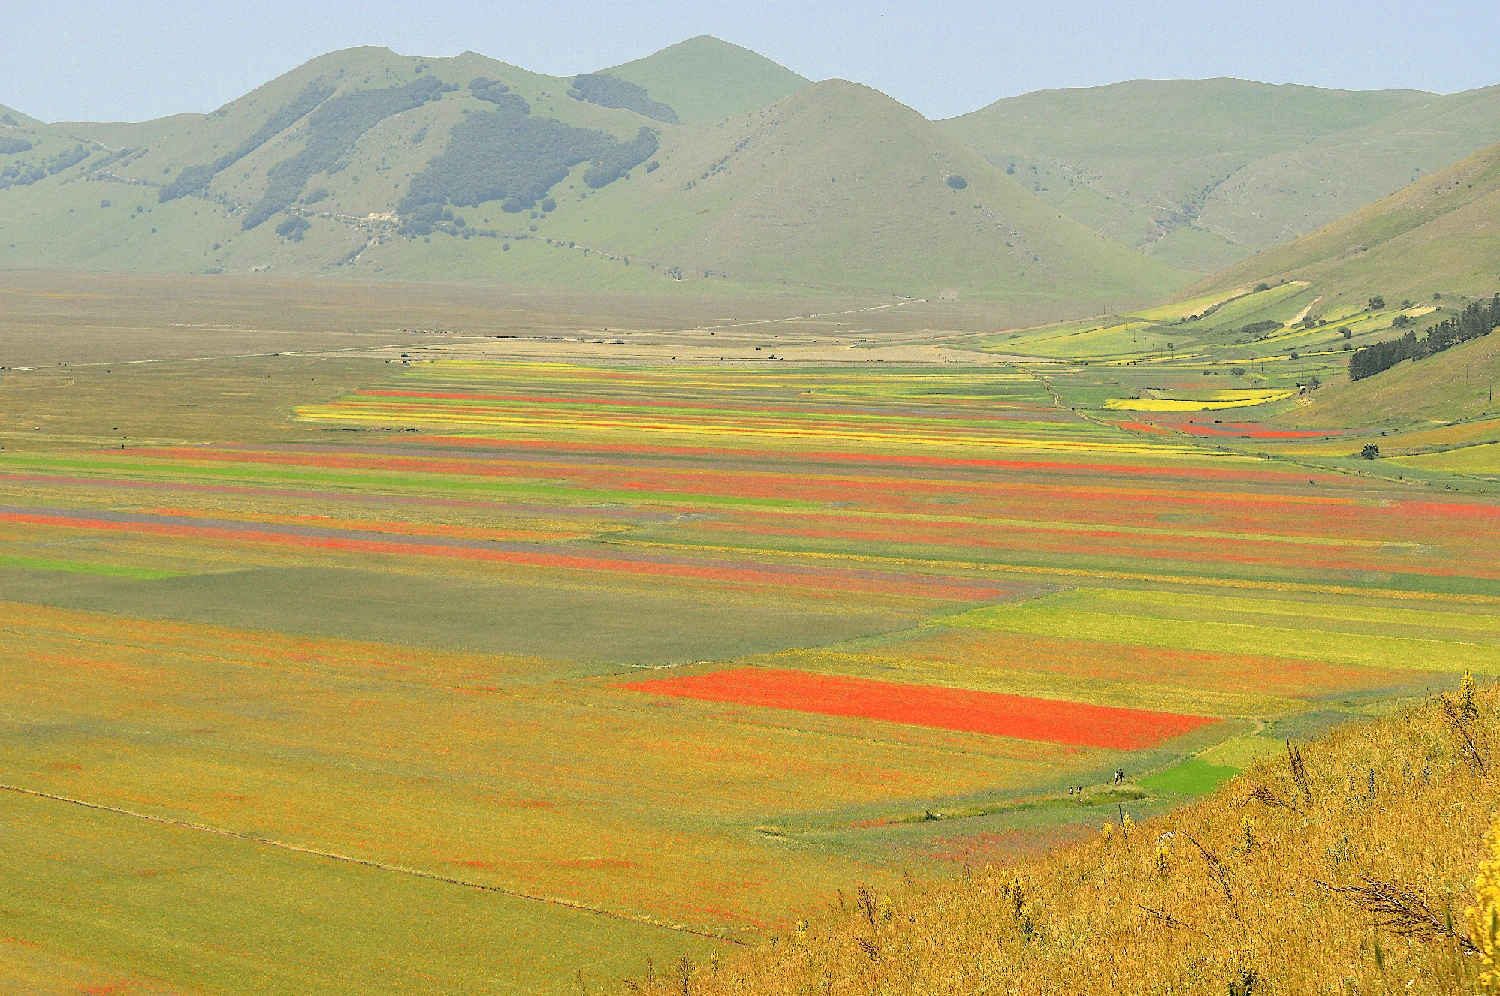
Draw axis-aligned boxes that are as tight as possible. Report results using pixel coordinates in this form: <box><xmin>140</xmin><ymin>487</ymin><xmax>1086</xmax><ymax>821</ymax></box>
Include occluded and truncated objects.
<box><xmin>943</xmin><ymin>78</ymin><xmax>1500</xmax><ymax>274</ymax></box>
<box><xmin>0</xmin><ymin>46</ymin><xmax>1189</xmax><ymax>301</ymax></box>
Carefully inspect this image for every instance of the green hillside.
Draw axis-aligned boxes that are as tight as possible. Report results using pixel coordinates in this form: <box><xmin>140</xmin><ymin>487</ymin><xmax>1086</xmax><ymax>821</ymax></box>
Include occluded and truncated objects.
<box><xmin>0</xmin><ymin>47</ymin><xmax>1190</xmax><ymax>301</ymax></box>
<box><xmin>1191</xmin><ymin>139</ymin><xmax>1500</xmax><ymax>305</ymax></box>
<box><xmin>0</xmin><ymin>104</ymin><xmax>39</xmax><ymax>127</ymax></box>
<box><xmin>943</xmin><ymin>80</ymin><xmax>1500</xmax><ymax>274</ymax></box>
<box><xmin>511</xmin><ymin>79</ymin><xmax>1191</xmax><ymax>300</ymax></box>
<box><xmin>606</xmin><ymin>36</ymin><xmax>810</xmax><ymax>124</ymax></box>
<box><xmin>1282</xmin><ymin>326</ymin><xmax>1500</xmax><ymax>431</ymax></box>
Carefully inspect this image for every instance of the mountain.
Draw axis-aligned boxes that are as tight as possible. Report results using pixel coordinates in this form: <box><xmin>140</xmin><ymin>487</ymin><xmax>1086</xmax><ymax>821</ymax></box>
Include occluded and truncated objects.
<box><xmin>0</xmin><ymin>45</ymin><xmax>1191</xmax><ymax>302</ymax></box>
<box><xmin>604</xmin><ymin>36</ymin><xmax>810</xmax><ymax>125</ymax></box>
<box><xmin>943</xmin><ymin>80</ymin><xmax>1500</xmax><ymax>273</ymax></box>
<box><xmin>0</xmin><ymin>104</ymin><xmax>39</xmax><ymax>127</ymax></box>
<box><xmin>516</xmin><ymin>79</ymin><xmax>1190</xmax><ymax>300</ymax></box>
<box><xmin>1190</xmin><ymin>139</ymin><xmax>1500</xmax><ymax>305</ymax></box>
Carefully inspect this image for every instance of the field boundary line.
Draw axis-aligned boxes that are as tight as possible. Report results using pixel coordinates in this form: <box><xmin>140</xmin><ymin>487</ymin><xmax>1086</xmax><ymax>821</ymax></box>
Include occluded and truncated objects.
<box><xmin>606</xmin><ymin>538</ymin><xmax>1500</xmax><ymax>605</ymax></box>
<box><xmin>0</xmin><ymin>782</ymin><xmax>745</xmax><ymax>945</ymax></box>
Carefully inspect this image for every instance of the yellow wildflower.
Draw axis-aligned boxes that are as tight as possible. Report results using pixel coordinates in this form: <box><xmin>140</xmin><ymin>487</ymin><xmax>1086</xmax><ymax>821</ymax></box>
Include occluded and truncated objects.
<box><xmin>1470</xmin><ymin>814</ymin><xmax>1500</xmax><ymax>991</ymax></box>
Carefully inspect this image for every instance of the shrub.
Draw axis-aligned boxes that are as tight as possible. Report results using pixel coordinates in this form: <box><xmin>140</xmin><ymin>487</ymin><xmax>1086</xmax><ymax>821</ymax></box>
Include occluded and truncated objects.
<box><xmin>303</xmin><ymin>187</ymin><xmax>330</xmax><ymax>205</ymax></box>
<box><xmin>540</xmin><ymin>197</ymin><xmax>555</xmax><ymax>212</ymax></box>
<box><xmin>1368</xmin><ymin>295</ymin><xmax>1386</xmax><ymax>310</ymax></box>
<box><xmin>0</xmin><ymin>137</ymin><xmax>32</xmax><ymax>155</ymax></box>
<box><xmin>1393</xmin><ymin>314</ymin><xmax>1412</xmax><ymax>328</ymax></box>
<box><xmin>99</xmin><ymin>199</ymin><xmax>110</xmax><ymax>208</ymax></box>
<box><xmin>1253</xmin><ymin>282</ymin><xmax>1270</xmax><ymax>292</ymax></box>
<box><xmin>274</xmin><ymin>215</ymin><xmax>311</xmax><ymax>240</ymax></box>
<box><xmin>946</xmin><ymin>175</ymin><xmax>968</xmax><ymax>190</ymax></box>
<box><xmin>568</xmin><ymin>73</ymin><xmax>678</xmax><ymax>124</ymax></box>
<box><xmin>1230</xmin><ymin>366</ymin><xmax>1246</xmax><ymax>376</ymax></box>
<box><xmin>1362</xmin><ymin>444</ymin><xmax>1379</xmax><ymax>459</ymax></box>
<box><xmin>646</xmin><ymin>160</ymin><xmax>659</xmax><ymax>173</ymax></box>
<box><xmin>1239</xmin><ymin>320</ymin><xmax>1281</xmax><ymax>338</ymax></box>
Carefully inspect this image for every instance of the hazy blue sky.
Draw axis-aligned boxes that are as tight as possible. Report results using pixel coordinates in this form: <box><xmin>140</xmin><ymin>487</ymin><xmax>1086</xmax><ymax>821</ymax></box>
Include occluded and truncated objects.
<box><xmin>6</xmin><ymin>0</ymin><xmax>1498</xmax><ymax>123</ymax></box>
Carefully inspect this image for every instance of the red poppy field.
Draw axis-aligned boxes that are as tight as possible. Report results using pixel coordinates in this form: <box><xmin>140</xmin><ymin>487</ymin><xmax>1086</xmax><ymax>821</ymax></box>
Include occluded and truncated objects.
<box><xmin>620</xmin><ymin>667</ymin><xmax>1217</xmax><ymax>749</ymax></box>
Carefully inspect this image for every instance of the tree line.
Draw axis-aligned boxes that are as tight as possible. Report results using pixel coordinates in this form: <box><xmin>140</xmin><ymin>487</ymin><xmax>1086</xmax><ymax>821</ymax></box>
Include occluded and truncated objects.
<box><xmin>1349</xmin><ymin>295</ymin><xmax>1500</xmax><ymax>381</ymax></box>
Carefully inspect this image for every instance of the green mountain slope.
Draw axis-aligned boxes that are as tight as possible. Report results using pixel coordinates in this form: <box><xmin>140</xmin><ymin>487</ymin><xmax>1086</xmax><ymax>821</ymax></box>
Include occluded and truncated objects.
<box><xmin>605</xmin><ymin>36</ymin><xmax>810</xmax><ymax>124</ymax></box>
<box><xmin>1191</xmin><ymin>139</ymin><xmax>1500</xmax><ymax>304</ymax></box>
<box><xmin>943</xmin><ymin>80</ymin><xmax>1500</xmax><ymax>274</ymax></box>
<box><xmin>0</xmin><ymin>104</ymin><xmax>39</xmax><ymax>127</ymax></box>
<box><xmin>525</xmin><ymin>79</ymin><xmax>1190</xmax><ymax>300</ymax></box>
<box><xmin>0</xmin><ymin>47</ymin><xmax>1189</xmax><ymax>301</ymax></box>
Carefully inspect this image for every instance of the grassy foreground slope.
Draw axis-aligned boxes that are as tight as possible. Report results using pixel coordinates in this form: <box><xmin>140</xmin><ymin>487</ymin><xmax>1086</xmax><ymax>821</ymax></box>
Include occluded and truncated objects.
<box><xmin>605</xmin><ymin>35</ymin><xmax>810</xmax><ymax>124</ymax></box>
<box><xmin>1193</xmin><ymin>139</ymin><xmax>1500</xmax><ymax>304</ymax></box>
<box><xmin>944</xmin><ymin>80</ymin><xmax>1500</xmax><ymax>274</ymax></box>
<box><xmin>644</xmin><ymin>682</ymin><xmax>1499</xmax><ymax>995</ymax></box>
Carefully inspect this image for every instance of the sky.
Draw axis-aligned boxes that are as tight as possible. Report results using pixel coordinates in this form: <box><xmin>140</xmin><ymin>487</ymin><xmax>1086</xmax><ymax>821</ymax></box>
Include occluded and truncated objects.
<box><xmin>5</xmin><ymin>0</ymin><xmax>1499</xmax><ymax>123</ymax></box>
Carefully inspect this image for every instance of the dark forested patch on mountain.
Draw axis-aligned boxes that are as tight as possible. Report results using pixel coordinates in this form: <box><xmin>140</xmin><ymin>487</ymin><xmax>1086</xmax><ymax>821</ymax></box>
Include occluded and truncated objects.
<box><xmin>469</xmin><ymin>78</ymin><xmax>530</xmax><ymax>115</ymax></box>
<box><xmin>0</xmin><ymin>162</ymin><xmax>44</xmax><ymax>189</ymax></box>
<box><xmin>399</xmin><ymin>98</ymin><xmax>657</xmax><ymax>225</ymax></box>
<box><xmin>46</xmin><ymin>144</ymin><xmax>91</xmax><ymax>175</ymax></box>
<box><xmin>0</xmin><ymin>137</ymin><xmax>32</xmax><ymax>155</ymax></box>
<box><xmin>569</xmin><ymin>72</ymin><xmax>678</xmax><ymax>124</ymax></box>
<box><xmin>242</xmin><ymin>77</ymin><xmax>444</xmax><ymax>230</ymax></box>
<box><xmin>0</xmin><ymin>143</ymin><xmax>92</xmax><ymax>190</ymax></box>
<box><xmin>1349</xmin><ymin>296</ymin><xmax>1500</xmax><ymax>380</ymax></box>
<box><xmin>582</xmin><ymin>128</ymin><xmax>659</xmax><ymax>188</ymax></box>
<box><xmin>161</xmin><ymin>81</ymin><xmax>335</xmax><ymax>204</ymax></box>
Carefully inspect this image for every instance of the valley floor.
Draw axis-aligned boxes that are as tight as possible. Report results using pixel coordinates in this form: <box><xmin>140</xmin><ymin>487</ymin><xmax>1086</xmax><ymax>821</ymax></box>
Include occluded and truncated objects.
<box><xmin>0</xmin><ymin>272</ymin><xmax>1493</xmax><ymax>994</ymax></box>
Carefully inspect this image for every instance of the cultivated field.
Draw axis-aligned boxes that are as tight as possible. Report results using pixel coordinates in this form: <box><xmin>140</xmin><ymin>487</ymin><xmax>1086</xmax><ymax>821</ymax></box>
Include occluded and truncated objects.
<box><xmin>0</xmin><ymin>272</ymin><xmax>1494</xmax><ymax>994</ymax></box>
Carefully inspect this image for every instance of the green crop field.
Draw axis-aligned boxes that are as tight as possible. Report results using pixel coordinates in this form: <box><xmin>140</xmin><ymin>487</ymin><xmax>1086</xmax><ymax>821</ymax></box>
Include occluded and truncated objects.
<box><xmin>0</xmin><ymin>271</ymin><xmax>1495</xmax><ymax>994</ymax></box>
